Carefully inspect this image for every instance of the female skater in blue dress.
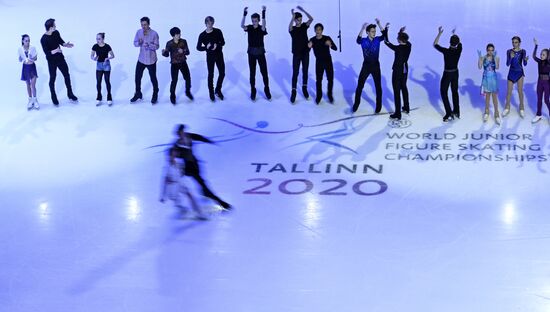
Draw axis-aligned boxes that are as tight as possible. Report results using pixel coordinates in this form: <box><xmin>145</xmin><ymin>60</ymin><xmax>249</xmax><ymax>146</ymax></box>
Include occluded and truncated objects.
<box><xmin>478</xmin><ymin>43</ymin><xmax>500</xmax><ymax>124</ymax></box>
<box><xmin>504</xmin><ymin>36</ymin><xmax>528</xmax><ymax>118</ymax></box>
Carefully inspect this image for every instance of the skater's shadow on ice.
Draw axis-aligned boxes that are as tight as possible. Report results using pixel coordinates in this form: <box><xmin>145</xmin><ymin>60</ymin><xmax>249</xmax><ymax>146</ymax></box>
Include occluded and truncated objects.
<box><xmin>67</xmin><ymin>222</ymin><xmax>205</xmax><ymax>295</ymax></box>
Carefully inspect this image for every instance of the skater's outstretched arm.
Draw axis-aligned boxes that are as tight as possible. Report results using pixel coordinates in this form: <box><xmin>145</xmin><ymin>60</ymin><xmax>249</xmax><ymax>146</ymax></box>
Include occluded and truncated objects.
<box><xmin>375</xmin><ymin>18</ymin><xmax>387</xmax><ymax>40</ymax></box>
<box><xmin>532</xmin><ymin>39</ymin><xmax>541</xmax><ymax>63</ymax></box>
<box><xmin>433</xmin><ymin>26</ymin><xmax>445</xmax><ymax>52</ymax></box>
<box><xmin>241</xmin><ymin>7</ymin><xmax>248</xmax><ymax>31</ymax></box>
<box><xmin>190</xmin><ymin>133</ymin><xmax>214</xmax><ymax>144</ymax></box>
<box><xmin>297</xmin><ymin>6</ymin><xmax>314</xmax><ymax>26</ymax></box>
<box><xmin>261</xmin><ymin>6</ymin><xmax>267</xmax><ymax>31</ymax></box>
<box><xmin>57</xmin><ymin>31</ymin><xmax>73</xmax><ymax>48</ymax></box>
<box><xmin>357</xmin><ymin>23</ymin><xmax>367</xmax><ymax>44</ymax></box>
<box><xmin>288</xmin><ymin>8</ymin><xmax>295</xmax><ymax>32</ymax></box>
<box><xmin>382</xmin><ymin>24</ymin><xmax>397</xmax><ymax>50</ymax></box>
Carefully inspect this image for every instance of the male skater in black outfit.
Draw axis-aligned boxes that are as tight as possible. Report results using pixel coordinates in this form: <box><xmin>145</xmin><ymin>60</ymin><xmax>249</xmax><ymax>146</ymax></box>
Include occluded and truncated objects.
<box><xmin>382</xmin><ymin>25</ymin><xmax>412</xmax><ymax>120</ymax></box>
<box><xmin>40</xmin><ymin>18</ymin><xmax>78</xmax><ymax>106</ymax></box>
<box><xmin>241</xmin><ymin>6</ymin><xmax>271</xmax><ymax>101</ymax></box>
<box><xmin>172</xmin><ymin>124</ymin><xmax>231</xmax><ymax>210</ymax></box>
<box><xmin>433</xmin><ymin>26</ymin><xmax>462</xmax><ymax>122</ymax></box>
<box><xmin>162</xmin><ymin>27</ymin><xmax>193</xmax><ymax>104</ymax></box>
<box><xmin>197</xmin><ymin>16</ymin><xmax>226</xmax><ymax>102</ymax></box>
<box><xmin>288</xmin><ymin>6</ymin><xmax>314</xmax><ymax>103</ymax></box>
<box><xmin>308</xmin><ymin>23</ymin><xmax>337</xmax><ymax>104</ymax></box>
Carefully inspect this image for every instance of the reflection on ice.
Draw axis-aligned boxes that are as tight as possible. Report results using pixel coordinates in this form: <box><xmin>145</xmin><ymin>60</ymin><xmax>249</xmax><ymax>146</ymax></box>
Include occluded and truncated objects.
<box><xmin>126</xmin><ymin>196</ymin><xmax>141</xmax><ymax>222</ymax></box>
<box><xmin>502</xmin><ymin>201</ymin><xmax>517</xmax><ymax>229</ymax></box>
<box><xmin>303</xmin><ymin>193</ymin><xmax>321</xmax><ymax>231</ymax></box>
<box><xmin>38</xmin><ymin>201</ymin><xmax>50</xmax><ymax>224</ymax></box>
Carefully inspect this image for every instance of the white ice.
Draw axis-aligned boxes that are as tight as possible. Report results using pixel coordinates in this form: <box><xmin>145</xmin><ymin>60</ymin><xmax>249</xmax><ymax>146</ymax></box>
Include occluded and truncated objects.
<box><xmin>1</xmin><ymin>0</ymin><xmax>550</xmax><ymax>311</ymax></box>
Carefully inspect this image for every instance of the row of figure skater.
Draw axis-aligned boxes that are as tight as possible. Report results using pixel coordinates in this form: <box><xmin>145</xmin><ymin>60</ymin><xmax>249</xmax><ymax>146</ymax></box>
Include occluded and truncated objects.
<box><xmin>477</xmin><ymin>37</ymin><xmax>550</xmax><ymax>124</ymax></box>
<box><xmin>18</xmin><ymin>11</ymin><xmax>550</xmax><ymax>125</ymax></box>
<box><xmin>20</xmin><ymin>7</ymin><xmax>338</xmax><ymax>109</ymax></box>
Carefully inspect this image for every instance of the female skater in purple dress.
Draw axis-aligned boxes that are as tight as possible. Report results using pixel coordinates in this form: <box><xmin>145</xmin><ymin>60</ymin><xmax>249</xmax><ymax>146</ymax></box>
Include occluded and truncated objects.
<box><xmin>531</xmin><ymin>38</ymin><xmax>550</xmax><ymax>124</ymax></box>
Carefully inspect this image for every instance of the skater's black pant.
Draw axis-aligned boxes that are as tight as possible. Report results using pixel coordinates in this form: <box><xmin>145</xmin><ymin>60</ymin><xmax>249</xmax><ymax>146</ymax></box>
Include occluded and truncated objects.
<box><xmin>185</xmin><ymin>162</ymin><xmax>226</xmax><ymax>206</ymax></box>
<box><xmin>207</xmin><ymin>53</ymin><xmax>225</xmax><ymax>92</ymax></box>
<box><xmin>170</xmin><ymin>62</ymin><xmax>191</xmax><ymax>96</ymax></box>
<box><xmin>292</xmin><ymin>52</ymin><xmax>309</xmax><ymax>89</ymax></box>
<box><xmin>96</xmin><ymin>70</ymin><xmax>112</xmax><ymax>100</ymax></box>
<box><xmin>316</xmin><ymin>59</ymin><xmax>334</xmax><ymax>97</ymax></box>
<box><xmin>440</xmin><ymin>70</ymin><xmax>459</xmax><ymax>116</ymax></box>
<box><xmin>47</xmin><ymin>58</ymin><xmax>74</xmax><ymax>98</ymax></box>
<box><xmin>134</xmin><ymin>61</ymin><xmax>159</xmax><ymax>95</ymax></box>
<box><xmin>248</xmin><ymin>53</ymin><xmax>269</xmax><ymax>89</ymax></box>
<box><xmin>355</xmin><ymin>61</ymin><xmax>382</xmax><ymax>111</ymax></box>
<box><xmin>391</xmin><ymin>70</ymin><xmax>409</xmax><ymax>118</ymax></box>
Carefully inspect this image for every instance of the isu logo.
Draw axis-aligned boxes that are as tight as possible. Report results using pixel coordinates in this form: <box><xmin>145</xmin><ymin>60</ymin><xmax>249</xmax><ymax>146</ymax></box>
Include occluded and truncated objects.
<box><xmin>387</xmin><ymin>118</ymin><xmax>412</xmax><ymax>129</ymax></box>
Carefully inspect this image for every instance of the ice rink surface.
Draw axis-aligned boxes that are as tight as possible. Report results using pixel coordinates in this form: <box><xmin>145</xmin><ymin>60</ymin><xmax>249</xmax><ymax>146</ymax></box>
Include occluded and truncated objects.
<box><xmin>1</xmin><ymin>0</ymin><xmax>550</xmax><ymax>311</ymax></box>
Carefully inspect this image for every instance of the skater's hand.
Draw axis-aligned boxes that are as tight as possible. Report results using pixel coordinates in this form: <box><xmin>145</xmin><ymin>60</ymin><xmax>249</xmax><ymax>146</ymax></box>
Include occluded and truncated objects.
<box><xmin>206</xmin><ymin>43</ymin><xmax>212</xmax><ymax>49</ymax></box>
<box><xmin>178</xmin><ymin>48</ymin><xmax>184</xmax><ymax>54</ymax></box>
<box><xmin>438</xmin><ymin>26</ymin><xmax>444</xmax><ymax>34</ymax></box>
<box><xmin>138</xmin><ymin>38</ymin><xmax>144</xmax><ymax>45</ymax></box>
<box><xmin>451</xmin><ymin>28</ymin><xmax>456</xmax><ymax>34</ymax></box>
<box><xmin>362</xmin><ymin>22</ymin><xmax>369</xmax><ymax>29</ymax></box>
<box><xmin>308</xmin><ymin>41</ymin><xmax>313</xmax><ymax>48</ymax></box>
<box><xmin>212</xmin><ymin>43</ymin><xmax>217</xmax><ymax>50</ymax></box>
<box><xmin>534</xmin><ymin>38</ymin><xmax>538</xmax><ymax>46</ymax></box>
<box><xmin>399</xmin><ymin>26</ymin><xmax>406</xmax><ymax>33</ymax></box>
<box><xmin>291</xmin><ymin>8</ymin><xmax>295</xmax><ymax>16</ymax></box>
<box><xmin>51</xmin><ymin>47</ymin><xmax>61</xmax><ymax>54</ymax></box>
<box><xmin>385</xmin><ymin>22</ymin><xmax>390</xmax><ymax>29</ymax></box>
<box><xmin>65</xmin><ymin>42</ymin><xmax>74</xmax><ymax>48</ymax></box>
<box><xmin>325</xmin><ymin>40</ymin><xmax>332</xmax><ymax>47</ymax></box>
<box><xmin>262</xmin><ymin>5</ymin><xmax>266</xmax><ymax>11</ymax></box>
<box><xmin>477</xmin><ymin>50</ymin><xmax>482</xmax><ymax>57</ymax></box>
<box><xmin>375</xmin><ymin>18</ymin><xmax>380</xmax><ymax>24</ymax></box>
